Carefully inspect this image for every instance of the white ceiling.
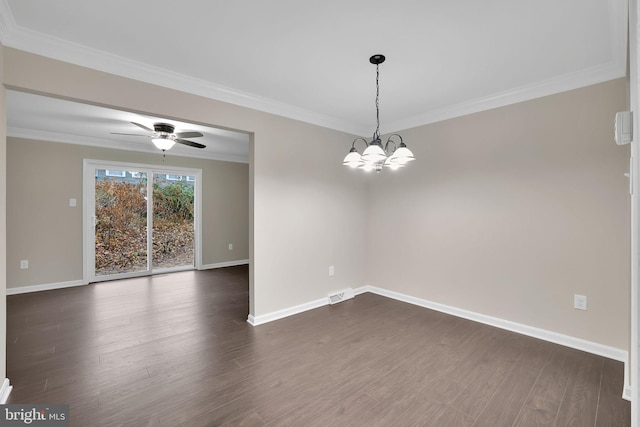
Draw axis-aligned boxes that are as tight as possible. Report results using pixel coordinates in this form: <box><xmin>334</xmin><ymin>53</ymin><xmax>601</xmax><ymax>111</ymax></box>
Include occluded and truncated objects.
<box><xmin>0</xmin><ymin>0</ymin><xmax>628</xmax><ymax>157</ymax></box>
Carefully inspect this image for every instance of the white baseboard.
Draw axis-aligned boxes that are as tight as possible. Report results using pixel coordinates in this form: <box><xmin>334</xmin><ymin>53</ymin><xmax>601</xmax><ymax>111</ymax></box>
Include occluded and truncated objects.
<box><xmin>6</xmin><ymin>279</ymin><xmax>87</xmax><ymax>295</ymax></box>
<box><xmin>247</xmin><ymin>283</ymin><xmax>632</xmax><ymax>399</ymax></box>
<box><xmin>247</xmin><ymin>314</ymin><xmax>257</xmax><ymax>326</ymax></box>
<box><xmin>363</xmin><ymin>285</ymin><xmax>631</xmax><ymax>400</ymax></box>
<box><xmin>365</xmin><ymin>285</ymin><xmax>628</xmax><ymax>362</ymax></box>
<box><xmin>5</xmin><ymin>261</ymin><xmax>250</xmax><ymax>295</ymax></box>
<box><xmin>0</xmin><ymin>378</ymin><xmax>12</xmax><ymax>404</ymax></box>
<box><xmin>247</xmin><ymin>296</ymin><xmax>327</xmax><ymax>326</ymax></box>
<box><xmin>353</xmin><ymin>286</ymin><xmax>369</xmax><ymax>296</ymax></box>
<box><xmin>200</xmin><ymin>259</ymin><xmax>249</xmax><ymax>270</ymax></box>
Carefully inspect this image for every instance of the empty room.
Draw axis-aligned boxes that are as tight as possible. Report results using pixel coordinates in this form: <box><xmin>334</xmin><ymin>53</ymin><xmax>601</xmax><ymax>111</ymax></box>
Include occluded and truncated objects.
<box><xmin>0</xmin><ymin>0</ymin><xmax>639</xmax><ymax>426</ymax></box>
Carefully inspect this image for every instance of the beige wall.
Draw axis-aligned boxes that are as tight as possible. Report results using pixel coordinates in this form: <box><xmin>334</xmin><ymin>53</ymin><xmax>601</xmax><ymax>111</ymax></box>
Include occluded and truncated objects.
<box><xmin>1</xmin><ymin>44</ymin><xmax>629</xmax><ymax>353</ymax></box>
<box><xmin>367</xmin><ymin>79</ymin><xmax>630</xmax><ymax>350</ymax></box>
<box><xmin>2</xmin><ymin>46</ymin><xmax>369</xmax><ymax>316</ymax></box>
<box><xmin>6</xmin><ymin>137</ymin><xmax>249</xmax><ymax>289</ymax></box>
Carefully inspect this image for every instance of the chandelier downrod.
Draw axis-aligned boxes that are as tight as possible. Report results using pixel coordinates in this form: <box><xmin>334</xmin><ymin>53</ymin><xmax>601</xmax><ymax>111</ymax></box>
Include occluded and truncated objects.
<box><xmin>342</xmin><ymin>54</ymin><xmax>415</xmax><ymax>173</ymax></box>
<box><xmin>373</xmin><ymin>56</ymin><xmax>383</xmax><ymax>139</ymax></box>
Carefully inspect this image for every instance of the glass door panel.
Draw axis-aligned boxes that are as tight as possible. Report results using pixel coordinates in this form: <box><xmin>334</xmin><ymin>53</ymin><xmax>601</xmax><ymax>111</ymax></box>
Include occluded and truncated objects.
<box><xmin>152</xmin><ymin>173</ymin><xmax>195</xmax><ymax>270</ymax></box>
<box><xmin>94</xmin><ymin>169</ymin><xmax>149</xmax><ymax>277</ymax></box>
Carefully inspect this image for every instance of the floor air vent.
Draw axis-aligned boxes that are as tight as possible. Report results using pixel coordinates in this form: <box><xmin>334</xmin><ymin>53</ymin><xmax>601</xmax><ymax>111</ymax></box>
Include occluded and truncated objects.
<box><xmin>328</xmin><ymin>288</ymin><xmax>354</xmax><ymax>305</ymax></box>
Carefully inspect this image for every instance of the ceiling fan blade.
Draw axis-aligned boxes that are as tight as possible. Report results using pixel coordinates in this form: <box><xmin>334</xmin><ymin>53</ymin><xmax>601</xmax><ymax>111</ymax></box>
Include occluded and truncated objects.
<box><xmin>131</xmin><ymin>122</ymin><xmax>154</xmax><ymax>132</ymax></box>
<box><xmin>110</xmin><ymin>132</ymin><xmax>149</xmax><ymax>136</ymax></box>
<box><xmin>175</xmin><ymin>131</ymin><xmax>204</xmax><ymax>139</ymax></box>
<box><xmin>175</xmin><ymin>139</ymin><xmax>206</xmax><ymax>149</ymax></box>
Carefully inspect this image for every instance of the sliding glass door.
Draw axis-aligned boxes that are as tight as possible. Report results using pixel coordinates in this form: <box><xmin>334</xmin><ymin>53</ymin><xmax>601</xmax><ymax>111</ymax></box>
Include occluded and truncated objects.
<box><xmin>85</xmin><ymin>161</ymin><xmax>201</xmax><ymax>282</ymax></box>
<box><xmin>152</xmin><ymin>172</ymin><xmax>196</xmax><ymax>270</ymax></box>
<box><xmin>94</xmin><ymin>168</ymin><xmax>149</xmax><ymax>277</ymax></box>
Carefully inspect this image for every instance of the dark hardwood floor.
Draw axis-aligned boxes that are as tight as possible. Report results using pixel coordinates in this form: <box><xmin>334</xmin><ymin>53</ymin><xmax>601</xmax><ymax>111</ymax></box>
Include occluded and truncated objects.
<box><xmin>6</xmin><ymin>266</ymin><xmax>630</xmax><ymax>426</ymax></box>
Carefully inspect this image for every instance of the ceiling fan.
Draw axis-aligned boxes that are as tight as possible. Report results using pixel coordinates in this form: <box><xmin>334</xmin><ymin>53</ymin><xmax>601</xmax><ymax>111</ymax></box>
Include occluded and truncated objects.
<box><xmin>112</xmin><ymin>122</ymin><xmax>206</xmax><ymax>151</ymax></box>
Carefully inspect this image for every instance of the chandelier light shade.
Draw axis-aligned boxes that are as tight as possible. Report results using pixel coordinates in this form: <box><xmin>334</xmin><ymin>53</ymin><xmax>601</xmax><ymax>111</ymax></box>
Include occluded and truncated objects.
<box><xmin>343</xmin><ymin>54</ymin><xmax>415</xmax><ymax>173</ymax></box>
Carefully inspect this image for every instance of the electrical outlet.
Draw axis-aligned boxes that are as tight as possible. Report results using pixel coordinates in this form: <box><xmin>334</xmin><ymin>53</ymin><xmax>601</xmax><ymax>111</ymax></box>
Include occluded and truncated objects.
<box><xmin>574</xmin><ymin>294</ymin><xmax>587</xmax><ymax>311</ymax></box>
<box><xmin>69</xmin><ymin>198</ymin><xmax>77</xmax><ymax>207</ymax></box>
<box><xmin>228</xmin><ymin>243</ymin><xmax>233</xmax><ymax>250</ymax></box>
<box><xmin>329</xmin><ymin>265</ymin><xmax>335</xmax><ymax>276</ymax></box>
<box><xmin>20</xmin><ymin>260</ymin><xmax>29</xmax><ymax>269</ymax></box>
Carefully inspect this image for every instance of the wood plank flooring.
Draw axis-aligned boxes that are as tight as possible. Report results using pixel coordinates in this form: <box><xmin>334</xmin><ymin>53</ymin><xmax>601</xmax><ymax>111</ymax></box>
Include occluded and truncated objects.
<box><xmin>6</xmin><ymin>266</ymin><xmax>630</xmax><ymax>426</ymax></box>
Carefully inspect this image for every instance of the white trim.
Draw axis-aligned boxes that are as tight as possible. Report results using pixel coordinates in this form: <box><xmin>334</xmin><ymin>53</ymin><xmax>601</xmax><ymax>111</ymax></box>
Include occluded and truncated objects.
<box><xmin>6</xmin><ymin>280</ymin><xmax>86</xmax><ymax>295</ymax></box>
<box><xmin>353</xmin><ymin>286</ymin><xmax>369</xmax><ymax>296</ymax></box>
<box><xmin>200</xmin><ymin>259</ymin><xmax>249</xmax><ymax>270</ymax></box>
<box><xmin>5</xmin><ymin>261</ymin><xmax>248</xmax><ymax>295</ymax></box>
<box><xmin>385</xmin><ymin>62</ymin><xmax>625</xmax><ymax>133</ymax></box>
<box><xmin>193</xmin><ymin>169</ymin><xmax>203</xmax><ymax>271</ymax></box>
<box><xmin>625</xmin><ymin>351</ymin><xmax>633</xmax><ymax>402</ymax></box>
<box><xmin>0</xmin><ymin>379</ymin><xmax>12</xmax><ymax>404</ymax></box>
<box><xmin>247</xmin><ymin>296</ymin><xmax>327</xmax><ymax>326</ymax></box>
<box><xmin>152</xmin><ymin>265</ymin><xmax>195</xmax><ymax>275</ymax></box>
<box><xmin>384</xmin><ymin>0</ymin><xmax>627</xmax><ymax>133</ymax></box>
<box><xmin>247</xmin><ymin>315</ymin><xmax>257</xmax><ymax>326</ymax></box>
<box><xmin>0</xmin><ymin>0</ymin><xmax>16</xmax><ymax>45</ymax></box>
<box><xmin>0</xmin><ymin>3</ymin><xmax>362</xmax><ymax>136</ymax></box>
<box><xmin>630</xmin><ymin>0</ymin><xmax>639</xmax><ymax>422</ymax></box>
<box><xmin>364</xmin><ymin>285</ymin><xmax>628</xmax><ymax>362</ymax></box>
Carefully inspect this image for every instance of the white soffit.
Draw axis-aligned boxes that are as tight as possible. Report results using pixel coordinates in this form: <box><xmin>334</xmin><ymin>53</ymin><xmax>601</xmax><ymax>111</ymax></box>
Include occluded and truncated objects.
<box><xmin>0</xmin><ymin>0</ymin><xmax>628</xmax><ymax>136</ymax></box>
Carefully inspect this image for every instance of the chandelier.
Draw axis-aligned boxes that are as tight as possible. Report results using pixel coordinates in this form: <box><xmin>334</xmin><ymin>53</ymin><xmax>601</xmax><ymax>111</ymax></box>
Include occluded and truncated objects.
<box><xmin>343</xmin><ymin>54</ymin><xmax>415</xmax><ymax>172</ymax></box>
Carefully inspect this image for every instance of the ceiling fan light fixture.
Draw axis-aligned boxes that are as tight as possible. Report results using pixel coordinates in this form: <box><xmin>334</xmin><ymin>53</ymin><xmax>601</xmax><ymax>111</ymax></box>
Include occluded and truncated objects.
<box><xmin>152</xmin><ymin>137</ymin><xmax>176</xmax><ymax>151</ymax></box>
<box><xmin>112</xmin><ymin>122</ymin><xmax>207</xmax><ymax>151</ymax></box>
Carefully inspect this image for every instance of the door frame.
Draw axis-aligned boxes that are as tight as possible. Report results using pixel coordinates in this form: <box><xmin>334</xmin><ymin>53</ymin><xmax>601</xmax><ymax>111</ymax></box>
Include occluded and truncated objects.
<box><xmin>83</xmin><ymin>159</ymin><xmax>203</xmax><ymax>283</ymax></box>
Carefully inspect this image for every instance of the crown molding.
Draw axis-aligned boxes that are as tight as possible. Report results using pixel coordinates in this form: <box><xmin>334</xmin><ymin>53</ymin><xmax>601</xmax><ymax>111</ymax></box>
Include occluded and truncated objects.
<box><xmin>8</xmin><ymin>127</ymin><xmax>249</xmax><ymax>163</ymax></box>
<box><xmin>0</xmin><ymin>0</ymin><xmax>628</xmax><ymax>137</ymax></box>
<box><xmin>0</xmin><ymin>0</ymin><xmax>15</xmax><ymax>45</ymax></box>
<box><xmin>0</xmin><ymin>2</ymin><xmax>364</xmax><ymax>137</ymax></box>
<box><xmin>386</xmin><ymin>0</ymin><xmax>628</xmax><ymax>133</ymax></box>
<box><xmin>385</xmin><ymin>60</ymin><xmax>626</xmax><ymax>133</ymax></box>
<box><xmin>609</xmin><ymin>0</ymin><xmax>629</xmax><ymax>69</ymax></box>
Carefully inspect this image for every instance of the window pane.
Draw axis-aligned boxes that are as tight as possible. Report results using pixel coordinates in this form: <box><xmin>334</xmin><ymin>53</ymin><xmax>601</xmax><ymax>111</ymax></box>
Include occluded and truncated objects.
<box><xmin>94</xmin><ymin>169</ymin><xmax>148</xmax><ymax>276</ymax></box>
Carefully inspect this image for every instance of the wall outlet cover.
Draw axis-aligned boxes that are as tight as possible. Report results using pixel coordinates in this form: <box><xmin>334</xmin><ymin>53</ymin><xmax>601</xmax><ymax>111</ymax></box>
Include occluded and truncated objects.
<box><xmin>574</xmin><ymin>294</ymin><xmax>587</xmax><ymax>310</ymax></box>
